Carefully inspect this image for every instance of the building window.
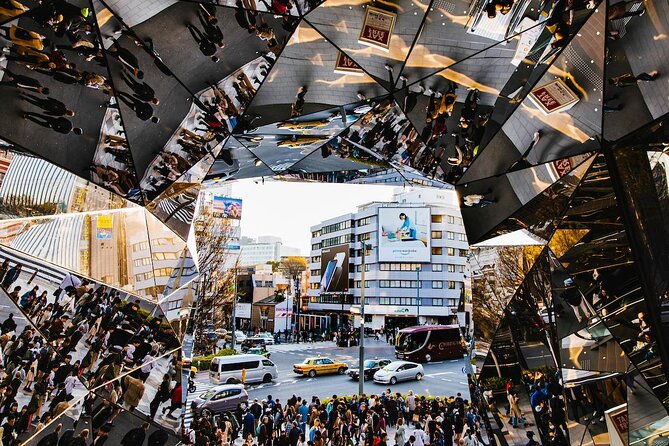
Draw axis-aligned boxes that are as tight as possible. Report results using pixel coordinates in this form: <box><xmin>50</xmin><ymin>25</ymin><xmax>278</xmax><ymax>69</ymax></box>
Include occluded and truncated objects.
<box><xmin>447</xmin><ymin>264</ymin><xmax>455</xmax><ymax>273</ymax></box>
<box><xmin>432</xmin><ymin>281</ymin><xmax>443</xmax><ymax>289</ymax></box>
<box><xmin>447</xmin><ymin>231</ymin><xmax>454</xmax><ymax>240</ymax></box>
<box><xmin>458</xmin><ymin>265</ymin><xmax>465</xmax><ymax>273</ymax></box>
<box><xmin>432</xmin><ymin>298</ymin><xmax>443</xmax><ymax>306</ymax></box>
<box><xmin>312</xmin><ymin>243</ymin><xmax>321</xmax><ymax>250</ymax></box>
<box><xmin>458</xmin><ymin>233</ymin><xmax>467</xmax><ymax>241</ymax></box>
<box><xmin>311</xmin><ymin>256</ymin><xmax>321</xmax><ymax>263</ymax></box>
<box><xmin>448</xmin><ymin>215</ymin><xmax>455</xmax><ymax>224</ymax></box>
<box><xmin>133</xmin><ymin>257</ymin><xmax>151</xmax><ymax>267</ymax></box>
<box><xmin>448</xmin><ymin>281</ymin><xmax>456</xmax><ymax>289</ymax></box>
<box><xmin>431</xmin><ymin>231</ymin><xmax>442</xmax><ymax>239</ymax></box>
<box><xmin>357</xmin><ymin>232</ymin><xmax>372</xmax><ymax>242</ymax></box>
<box><xmin>310</xmin><ymin>283</ymin><xmax>319</xmax><ymax>290</ymax></box>
<box><xmin>354</xmin><ymin>280</ymin><xmax>371</xmax><ymax>288</ymax></box>
<box><xmin>447</xmin><ymin>248</ymin><xmax>455</xmax><ymax>256</ymax></box>
<box><xmin>459</xmin><ymin>249</ymin><xmax>468</xmax><ymax>257</ymax></box>
<box><xmin>431</xmin><ymin>215</ymin><xmax>443</xmax><ymax>223</ymax></box>
<box><xmin>320</xmin><ymin>220</ymin><xmax>352</xmax><ymax>236</ymax></box>
<box><xmin>311</xmin><ymin>269</ymin><xmax>321</xmax><ymax>276</ymax></box>
<box><xmin>355</xmin><ymin>264</ymin><xmax>370</xmax><ymax>272</ymax></box>
<box><xmin>357</xmin><ymin>217</ymin><xmax>372</xmax><ymax>227</ymax></box>
<box><xmin>431</xmin><ymin>247</ymin><xmax>442</xmax><ymax>255</ymax></box>
<box><xmin>432</xmin><ymin>264</ymin><xmax>442</xmax><ymax>272</ymax></box>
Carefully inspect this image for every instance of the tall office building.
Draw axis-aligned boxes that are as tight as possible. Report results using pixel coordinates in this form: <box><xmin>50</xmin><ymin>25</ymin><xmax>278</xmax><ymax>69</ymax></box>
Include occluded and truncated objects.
<box><xmin>308</xmin><ymin>187</ymin><xmax>471</xmax><ymax>330</ymax></box>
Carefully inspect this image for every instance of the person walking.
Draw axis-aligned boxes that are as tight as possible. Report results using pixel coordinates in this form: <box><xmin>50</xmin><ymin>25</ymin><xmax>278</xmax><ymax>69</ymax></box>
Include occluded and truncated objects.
<box><xmin>187</xmin><ymin>21</ymin><xmax>218</xmax><ymax>60</ymax></box>
<box><xmin>2</xmin><ymin>264</ymin><xmax>21</xmax><ymax>289</ymax></box>
<box><xmin>18</xmin><ymin>92</ymin><xmax>74</xmax><ymax>117</ymax></box>
<box><xmin>0</xmin><ymin>68</ymin><xmax>49</xmax><ymax>94</ymax></box>
<box><xmin>116</xmin><ymin>91</ymin><xmax>160</xmax><ymax>123</ymax></box>
<box><xmin>608</xmin><ymin>71</ymin><xmax>659</xmax><ymax>87</ymax></box>
<box><xmin>22</xmin><ymin>112</ymin><xmax>82</xmax><ymax>135</ymax></box>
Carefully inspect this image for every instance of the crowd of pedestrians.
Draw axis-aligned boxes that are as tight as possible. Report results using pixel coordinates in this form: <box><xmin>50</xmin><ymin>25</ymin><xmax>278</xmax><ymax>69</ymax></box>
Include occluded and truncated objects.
<box><xmin>185</xmin><ymin>390</ymin><xmax>489</xmax><ymax>446</ymax></box>
<box><xmin>0</xmin><ymin>257</ymin><xmax>183</xmax><ymax>443</ymax></box>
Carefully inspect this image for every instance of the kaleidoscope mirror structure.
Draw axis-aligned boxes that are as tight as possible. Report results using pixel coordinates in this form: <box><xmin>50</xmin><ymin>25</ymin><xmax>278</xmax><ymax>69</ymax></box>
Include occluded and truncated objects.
<box><xmin>0</xmin><ymin>0</ymin><xmax>668</xmax><ymax>444</ymax></box>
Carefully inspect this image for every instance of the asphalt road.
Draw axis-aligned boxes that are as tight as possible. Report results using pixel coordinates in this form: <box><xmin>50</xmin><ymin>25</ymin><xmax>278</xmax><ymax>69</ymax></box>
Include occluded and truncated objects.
<box><xmin>186</xmin><ymin>339</ymin><xmax>469</xmax><ymax>428</ymax></box>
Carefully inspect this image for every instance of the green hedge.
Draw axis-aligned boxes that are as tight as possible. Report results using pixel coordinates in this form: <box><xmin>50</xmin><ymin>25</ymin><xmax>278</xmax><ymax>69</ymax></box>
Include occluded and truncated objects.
<box><xmin>192</xmin><ymin>348</ymin><xmax>237</xmax><ymax>370</ymax></box>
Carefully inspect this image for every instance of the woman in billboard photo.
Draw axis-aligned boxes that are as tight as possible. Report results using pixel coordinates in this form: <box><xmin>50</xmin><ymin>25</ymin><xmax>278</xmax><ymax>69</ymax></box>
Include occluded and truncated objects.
<box><xmin>394</xmin><ymin>212</ymin><xmax>417</xmax><ymax>240</ymax></box>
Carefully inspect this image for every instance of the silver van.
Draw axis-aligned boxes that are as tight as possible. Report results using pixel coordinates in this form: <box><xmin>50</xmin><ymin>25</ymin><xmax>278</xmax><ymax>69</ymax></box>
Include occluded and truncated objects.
<box><xmin>209</xmin><ymin>354</ymin><xmax>278</xmax><ymax>385</ymax></box>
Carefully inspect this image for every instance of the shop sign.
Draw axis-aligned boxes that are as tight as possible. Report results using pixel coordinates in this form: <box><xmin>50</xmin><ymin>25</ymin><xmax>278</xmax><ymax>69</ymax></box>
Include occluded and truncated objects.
<box><xmin>335</xmin><ymin>51</ymin><xmax>364</xmax><ymax>75</ymax></box>
<box><xmin>358</xmin><ymin>6</ymin><xmax>396</xmax><ymax>51</ymax></box>
<box><xmin>529</xmin><ymin>79</ymin><xmax>579</xmax><ymax>114</ymax></box>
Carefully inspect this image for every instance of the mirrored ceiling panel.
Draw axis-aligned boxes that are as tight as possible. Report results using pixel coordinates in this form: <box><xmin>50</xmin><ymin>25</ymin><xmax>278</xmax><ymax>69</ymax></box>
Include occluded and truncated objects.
<box><xmin>0</xmin><ymin>3</ymin><xmax>143</xmax><ymax>203</ymax></box>
<box><xmin>243</xmin><ymin>20</ymin><xmax>388</xmax><ymax>126</ymax></box>
<box><xmin>458</xmin><ymin>5</ymin><xmax>605</xmax><ymax>184</ymax></box>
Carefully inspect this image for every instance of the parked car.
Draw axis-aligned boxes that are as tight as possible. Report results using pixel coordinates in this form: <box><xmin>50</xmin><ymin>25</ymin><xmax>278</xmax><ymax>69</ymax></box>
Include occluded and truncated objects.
<box><xmin>225</xmin><ymin>330</ymin><xmax>247</xmax><ymax>344</ymax></box>
<box><xmin>348</xmin><ymin>359</ymin><xmax>392</xmax><ymax>381</ymax></box>
<box><xmin>373</xmin><ymin>361</ymin><xmax>424</xmax><ymax>385</ymax></box>
<box><xmin>191</xmin><ymin>384</ymin><xmax>249</xmax><ymax>417</ymax></box>
<box><xmin>247</xmin><ymin>347</ymin><xmax>271</xmax><ymax>358</ymax></box>
<box><xmin>293</xmin><ymin>357</ymin><xmax>348</xmax><ymax>377</ymax></box>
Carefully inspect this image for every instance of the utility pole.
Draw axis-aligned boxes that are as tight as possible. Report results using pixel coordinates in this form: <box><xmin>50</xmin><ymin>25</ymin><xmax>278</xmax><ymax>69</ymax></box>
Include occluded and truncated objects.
<box><xmin>294</xmin><ymin>276</ymin><xmax>301</xmax><ymax>343</ymax></box>
<box><xmin>358</xmin><ymin>243</ymin><xmax>370</xmax><ymax>397</ymax></box>
<box><xmin>231</xmin><ymin>268</ymin><xmax>237</xmax><ymax>351</ymax></box>
<box><xmin>416</xmin><ymin>266</ymin><xmax>421</xmax><ymax>325</ymax></box>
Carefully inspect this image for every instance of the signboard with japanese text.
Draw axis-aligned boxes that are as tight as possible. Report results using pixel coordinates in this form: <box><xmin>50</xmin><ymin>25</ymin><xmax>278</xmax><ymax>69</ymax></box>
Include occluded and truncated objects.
<box><xmin>96</xmin><ymin>215</ymin><xmax>113</xmax><ymax>239</ymax></box>
<box><xmin>335</xmin><ymin>51</ymin><xmax>364</xmax><ymax>75</ymax></box>
<box><xmin>358</xmin><ymin>7</ymin><xmax>396</xmax><ymax>51</ymax></box>
<box><xmin>529</xmin><ymin>79</ymin><xmax>579</xmax><ymax>114</ymax></box>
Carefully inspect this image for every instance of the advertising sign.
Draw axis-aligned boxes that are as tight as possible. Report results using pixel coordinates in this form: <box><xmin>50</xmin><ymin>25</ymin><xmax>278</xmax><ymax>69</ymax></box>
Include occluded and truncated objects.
<box><xmin>320</xmin><ymin>244</ymin><xmax>349</xmax><ymax>293</ymax></box>
<box><xmin>605</xmin><ymin>404</ymin><xmax>628</xmax><ymax>446</ymax></box>
<box><xmin>235</xmin><ymin>303</ymin><xmax>251</xmax><ymax>319</ymax></box>
<box><xmin>529</xmin><ymin>79</ymin><xmax>579</xmax><ymax>115</ymax></box>
<box><xmin>335</xmin><ymin>51</ymin><xmax>364</xmax><ymax>75</ymax></box>
<box><xmin>213</xmin><ymin>196</ymin><xmax>243</xmax><ymax>219</ymax></box>
<box><xmin>358</xmin><ymin>6</ymin><xmax>396</xmax><ymax>51</ymax></box>
<box><xmin>96</xmin><ymin>215</ymin><xmax>113</xmax><ymax>240</ymax></box>
<box><xmin>378</xmin><ymin>207</ymin><xmax>431</xmax><ymax>262</ymax></box>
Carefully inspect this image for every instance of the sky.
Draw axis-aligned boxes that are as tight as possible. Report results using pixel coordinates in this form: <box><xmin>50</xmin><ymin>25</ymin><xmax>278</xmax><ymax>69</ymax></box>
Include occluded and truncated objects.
<box><xmin>224</xmin><ymin>180</ymin><xmax>398</xmax><ymax>254</ymax></box>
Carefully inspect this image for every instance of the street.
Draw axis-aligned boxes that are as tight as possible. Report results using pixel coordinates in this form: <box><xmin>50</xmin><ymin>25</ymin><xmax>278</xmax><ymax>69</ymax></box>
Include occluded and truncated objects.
<box><xmin>186</xmin><ymin>339</ymin><xmax>469</xmax><ymax>429</ymax></box>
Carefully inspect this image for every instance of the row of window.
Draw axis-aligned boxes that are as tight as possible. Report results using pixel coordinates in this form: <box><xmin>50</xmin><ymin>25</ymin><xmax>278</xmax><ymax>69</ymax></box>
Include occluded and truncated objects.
<box><xmin>312</xmin><ymin>220</ymin><xmax>353</xmax><ymax>238</ymax></box>
<box><xmin>357</xmin><ymin>217</ymin><xmax>372</xmax><ymax>227</ymax></box>
<box><xmin>254</xmin><ymin>280</ymin><xmax>274</xmax><ymax>287</ymax></box>
<box><xmin>322</xmin><ymin>234</ymin><xmax>353</xmax><ymax>248</ymax></box>
<box><xmin>377</xmin><ymin>280</ymin><xmax>461</xmax><ymax>289</ymax></box>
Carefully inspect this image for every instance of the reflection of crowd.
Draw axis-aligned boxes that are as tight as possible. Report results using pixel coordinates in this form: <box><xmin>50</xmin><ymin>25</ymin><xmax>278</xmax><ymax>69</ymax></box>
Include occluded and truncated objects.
<box><xmin>186</xmin><ymin>390</ymin><xmax>488</xmax><ymax>446</ymax></box>
<box><xmin>141</xmin><ymin>1</ymin><xmax>296</xmax><ymax>200</ymax></box>
<box><xmin>0</xmin><ymin>258</ymin><xmax>181</xmax><ymax>442</ymax></box>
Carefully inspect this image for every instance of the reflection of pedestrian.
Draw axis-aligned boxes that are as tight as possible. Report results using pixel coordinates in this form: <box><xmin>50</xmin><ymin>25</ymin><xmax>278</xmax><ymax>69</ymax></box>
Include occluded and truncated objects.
<box><xmin>187</xmin><ymin>22</ymin><xmax>219</xmax><ymax>61</ymax></box>
<box><xmin>399</xmin><ymin>76</ymin><xmax>424</xmax><ymax>114</ymax></box>
<box><xmin>463</xmin><ymin>190</ymin><xmax>496</xmax><ymax>207</ymax></box>
<box><xmin>2</xmin><ymin>264</ymin><xmax>21</xmax><ymax>288</ymax></box>
<box><xmin>117</xmin><ymin>91</ymin><xmax>160</xmax><ymax>123</ymax></box>
<box><xmin>19</xmin><ymin>93</ymin><xmax>74</xmax><ymax>117</ymax></box>
<box><xmin>22</xmin><ymin>113</ymin><xmax>82</xmax><ymax>135</ymax></box>
<box><xmin>608</xmin><ymin>72</ymin><xmax>659</xmax><ymax>87</ymax></box>
<box><xmin>290</xmin><ymin>86</ymin><xmax>308</xmax><ymax>118</ymax></box>
<box><xmin>608</xmin><ymin>1</ymin><xmax>645</xmax><ymax>20</ymax></box>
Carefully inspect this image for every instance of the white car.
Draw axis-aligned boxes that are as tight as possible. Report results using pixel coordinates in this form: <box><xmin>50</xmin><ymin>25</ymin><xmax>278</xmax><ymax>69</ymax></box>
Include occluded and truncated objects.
<box><xmin>256</xmin><ymin>332</ymin><xmax>275</xmax><ymax>345</ymax></box>
<box><xmin>373</xmin><ymin>361</ymin><xmax>424</xmax><ymax>385</ymax></box>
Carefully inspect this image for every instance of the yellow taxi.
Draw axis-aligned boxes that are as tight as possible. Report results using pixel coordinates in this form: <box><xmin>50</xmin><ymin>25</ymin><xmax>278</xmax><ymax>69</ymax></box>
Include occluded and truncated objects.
<box><xmin>293</xmin><ymin>357</ymin><xmax>348</xmax><ymax>377</ymax></box>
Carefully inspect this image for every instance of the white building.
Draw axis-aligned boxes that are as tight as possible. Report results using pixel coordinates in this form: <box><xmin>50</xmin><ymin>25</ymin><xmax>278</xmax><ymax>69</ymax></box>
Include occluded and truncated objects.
<box><xmin>238</xmin><ymin>236</ymin><xmax>301</xmax><ymax>267</ymax></box>
<box><xmin>308</xmin><ymin>187</ymin><xmax>471</xmax><ymax>330</ymax></box>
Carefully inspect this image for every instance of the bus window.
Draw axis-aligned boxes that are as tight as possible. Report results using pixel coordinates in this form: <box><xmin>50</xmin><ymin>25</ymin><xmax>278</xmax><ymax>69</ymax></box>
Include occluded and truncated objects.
<box><xmin>397</xmin><ymin>331</ymin><xmax>428</xmax><ymax>352</ymax></box>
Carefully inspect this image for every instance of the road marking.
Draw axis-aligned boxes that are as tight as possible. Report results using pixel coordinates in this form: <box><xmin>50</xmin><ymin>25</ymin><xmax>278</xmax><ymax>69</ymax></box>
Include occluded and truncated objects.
<box><xmin>425</xmin><ymin>372</ymin><xmax>455</xmax><ymax>377</ymax></box>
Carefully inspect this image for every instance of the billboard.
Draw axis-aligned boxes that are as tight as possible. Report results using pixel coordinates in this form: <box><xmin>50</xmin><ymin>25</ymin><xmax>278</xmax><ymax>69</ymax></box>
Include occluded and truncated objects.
<box><xmin>213</xmin><ymin>196</ymin><xmax>242</xmax><ymax>219</ymax></box>
<box><xmin>319</xmin><ymin>244</ymin><xmax>349</xmax><ymax>293</ymax></box>
<box><xmin>378</xmin><ymin>207</ymin><xmax>431</xmax><ymax>262</ymax></box>
<box><xmin>96</xmin><ymin>215</ymin><xmax>113</xmax><ymax>239</ymax></box>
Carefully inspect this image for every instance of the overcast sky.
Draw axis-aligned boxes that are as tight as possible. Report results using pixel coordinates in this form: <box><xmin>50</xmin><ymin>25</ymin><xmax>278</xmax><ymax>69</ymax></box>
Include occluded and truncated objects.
<box><xmin>223</xmin><ymin>180</ymin><xmax>398</xmax><ymax>254</ymax></box>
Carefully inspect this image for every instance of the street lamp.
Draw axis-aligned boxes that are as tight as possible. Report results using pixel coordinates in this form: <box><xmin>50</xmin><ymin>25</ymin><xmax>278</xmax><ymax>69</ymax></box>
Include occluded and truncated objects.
<box><xmin>358</xmin><ymin>243</ymin><xmax>371</xmax><ymax>397</ymax></box>
<box><xmin>231</xmin><ymin>268</ymin><xmax>238</xmax><ymax>351</ymax></box>
<box><xmin>416</xmin><ymin>266</ymin><xmax>421</xmax><ymax>325</ymax></box>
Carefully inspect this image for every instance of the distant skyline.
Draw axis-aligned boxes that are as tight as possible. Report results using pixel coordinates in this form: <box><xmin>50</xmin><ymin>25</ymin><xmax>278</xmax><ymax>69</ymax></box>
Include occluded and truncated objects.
<box><xmin>225</xmin><ymin>180</ymin><xmax>398</xmax><ymax>255</ymax></box>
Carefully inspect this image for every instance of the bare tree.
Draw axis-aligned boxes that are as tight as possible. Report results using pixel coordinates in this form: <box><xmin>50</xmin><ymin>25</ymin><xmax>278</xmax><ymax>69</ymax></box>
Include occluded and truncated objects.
<box><xmin>191</xmin><ymin>207</ymin><xmax>239</xmax><ymax>355</ymax></box>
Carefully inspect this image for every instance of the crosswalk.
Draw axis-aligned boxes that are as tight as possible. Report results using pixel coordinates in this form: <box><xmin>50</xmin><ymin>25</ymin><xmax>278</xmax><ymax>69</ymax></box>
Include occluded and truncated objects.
<box><xmin>183</xmin><ymin>376</ymin><xmax>318</xmax><ymax>429</ymax></box>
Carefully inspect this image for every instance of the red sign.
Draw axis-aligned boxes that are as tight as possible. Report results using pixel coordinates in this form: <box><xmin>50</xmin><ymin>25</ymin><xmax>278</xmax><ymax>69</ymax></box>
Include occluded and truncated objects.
<box><xmin>529</xmin><ymin>79</ymin><xmax>579</xmax><ymax>114</ymax></box>
<box><xmin>553</xmin><ymin>157</ymin><xmax>573</xmax><ymax>176</ymax></box>
<box><xmin>335</xmin><ymin>51</ymin><xmax>364</xmax><ymax>75</ymax></box>
<box><xmin>611</xmin><ymin>411</ymin><xmax>628</xmax><ymax>435</ymax></box>
<box><xmin>358</xmin><ymin>7</ymin><xmax>396</xmax><ymax>50</ymax></box>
